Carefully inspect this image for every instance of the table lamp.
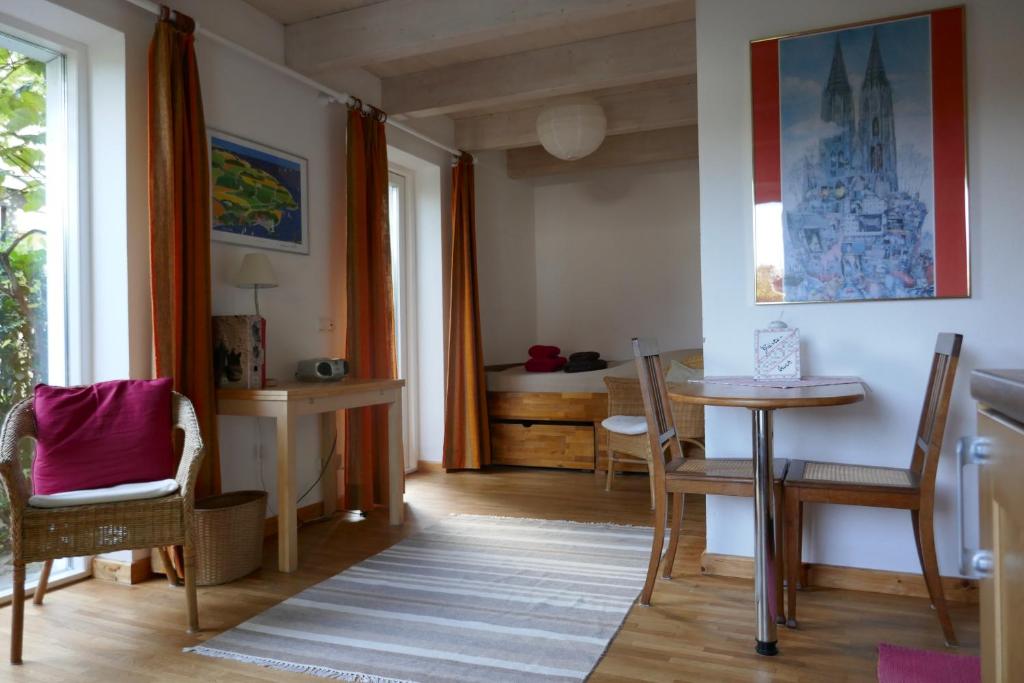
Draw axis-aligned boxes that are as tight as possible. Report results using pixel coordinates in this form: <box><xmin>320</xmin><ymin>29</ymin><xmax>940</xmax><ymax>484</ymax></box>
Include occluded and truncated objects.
<box><xmin>234</xmin><ymin>252</ymin><xmax>277</xmax><ymax>316</ymax></box>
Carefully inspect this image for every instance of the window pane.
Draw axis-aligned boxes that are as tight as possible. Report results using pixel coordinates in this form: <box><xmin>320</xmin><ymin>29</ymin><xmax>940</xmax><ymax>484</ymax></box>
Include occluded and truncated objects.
<box><xmin>388</xmin><ymin>176</ymin><xmax>403</xmax><ymax>376</ymax></box>
<box><xmin>0</xmin><ymin>37</ymin><xmax>63</xmax><ymax>594</ymax></box>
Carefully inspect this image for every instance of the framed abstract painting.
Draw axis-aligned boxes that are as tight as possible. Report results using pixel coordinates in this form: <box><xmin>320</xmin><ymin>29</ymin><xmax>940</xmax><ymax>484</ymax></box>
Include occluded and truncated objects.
<box><xmin>209</xmin><ymin>130</ymin><xmax>309</xmax><ymax>254</ymax></box>
<box><xmin>751</xmin><ymin>7</ymin><xmax>968</xmax><ymax>304</ymax></box>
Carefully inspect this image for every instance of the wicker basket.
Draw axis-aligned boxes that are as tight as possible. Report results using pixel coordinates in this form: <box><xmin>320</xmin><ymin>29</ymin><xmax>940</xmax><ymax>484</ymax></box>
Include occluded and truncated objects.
<box><xmin>193</xmin><ymin>490</ymin><xmax>267</xmax><ymax>586</ymax></box>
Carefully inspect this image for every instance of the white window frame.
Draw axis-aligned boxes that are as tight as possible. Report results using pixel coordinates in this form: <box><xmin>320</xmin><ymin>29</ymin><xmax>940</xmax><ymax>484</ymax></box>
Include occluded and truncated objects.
<box><xmin>0</xmin><ymin>25</ymin><xmax>92</xmax><ymax>602</ymax></box>
<box><xmin>388</xmin><ymin>167</ymin><xmax>420</xmax><ymax>473</ymax></box>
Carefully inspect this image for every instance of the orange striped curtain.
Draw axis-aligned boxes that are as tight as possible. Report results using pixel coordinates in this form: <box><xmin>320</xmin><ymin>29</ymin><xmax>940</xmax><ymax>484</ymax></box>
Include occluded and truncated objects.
<box><xmin>442</xmin><ymin>154</ymin><xmax>490</xmax><ymax>470</ymax></box>
<box><xmin>345</xmin><ymin>106</ymin><xmax>396</xmax><ymax>510</ymax></box>
<box><xmin>147</xmin><ymin>8</ymin><xmax>220</xmax><ymax>499</ymax></box>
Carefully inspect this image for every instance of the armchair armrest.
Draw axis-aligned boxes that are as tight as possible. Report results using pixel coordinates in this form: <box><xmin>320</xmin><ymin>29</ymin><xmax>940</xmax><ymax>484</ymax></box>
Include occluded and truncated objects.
<box><xmin>0</xmin><ymin>397</ymin><xmax>35</xmax><ymax>517</ymax></box>
<box><xmin>171</xmin><ymin>392</ymin><xmax>206</xmax><ymax>505</ymax></box>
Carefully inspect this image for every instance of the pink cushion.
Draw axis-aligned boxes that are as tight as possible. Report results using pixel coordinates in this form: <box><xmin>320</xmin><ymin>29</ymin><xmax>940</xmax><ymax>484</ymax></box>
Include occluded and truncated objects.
<box><xmin>31</xmin><ymin>378</ymin><xmax>176</xmax><ymax>495</ymax></box>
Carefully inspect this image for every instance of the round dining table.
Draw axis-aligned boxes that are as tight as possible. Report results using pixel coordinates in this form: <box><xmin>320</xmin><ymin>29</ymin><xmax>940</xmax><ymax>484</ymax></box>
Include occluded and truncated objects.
<box><xmin>670</xmin><ymin>379</ymin><xmax>865</xmax><ymax>656</ymax></box>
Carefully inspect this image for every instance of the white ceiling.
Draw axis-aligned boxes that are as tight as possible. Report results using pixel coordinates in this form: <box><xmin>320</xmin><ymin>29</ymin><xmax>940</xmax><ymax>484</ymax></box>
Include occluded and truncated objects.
<box><xmin>242</xmin><ymin>0</ymin><xmax>384</xmax><ymax>25</ymax></box>
<box><xmin>242</xmin><ymin>0</ymin><xmax>698</xmax><ymax>171</ymax></box>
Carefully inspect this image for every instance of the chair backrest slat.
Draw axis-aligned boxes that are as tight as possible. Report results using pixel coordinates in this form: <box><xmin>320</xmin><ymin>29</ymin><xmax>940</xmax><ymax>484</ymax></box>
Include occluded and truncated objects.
<box><xmin>632</xmin><ymin>337</ymin><xmax>685</xmax><ymax>480</ymax></box>
<box><xmin>910</xmin><ymin>333</ymin><xmax>963</xmax><ymax>495</ymax></box>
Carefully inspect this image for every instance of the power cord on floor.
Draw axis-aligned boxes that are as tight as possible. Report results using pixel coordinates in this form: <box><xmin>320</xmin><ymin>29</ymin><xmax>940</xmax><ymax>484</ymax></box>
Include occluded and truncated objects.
<box><xmin>298</xmin><ymin>435</ymin><xmax>336</xmax><ymax>506</ymax></box>
<box><xmin>255</xmin><ymin>417</ymin><xmax>274</xmax><ymax>516</ymax></box>
<box><xmin>253</xmin><ymin>417</ymin><xmax>340</xmax><ymax>522</ymax></box>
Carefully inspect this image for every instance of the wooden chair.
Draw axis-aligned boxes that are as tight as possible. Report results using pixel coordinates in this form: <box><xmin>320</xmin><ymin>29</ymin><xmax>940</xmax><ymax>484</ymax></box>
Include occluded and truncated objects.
<box><xmin>0</xmin><ymin>392</ymin><xmax>205</xmax><ymax>664</ymax></box>
<box><xmin>632</xmin><ymin>338</ymin><xmax>788</xmax><ymax>611</ymax></box>
<box><xmin>603</xmin><ymin>375</ymin><xmax>706</xmax><ymax>509</ymax></box>
<box><xmin>783</xmin><ymin>333</ymin><xmax>962</xmax><ymax>645</ymax></box>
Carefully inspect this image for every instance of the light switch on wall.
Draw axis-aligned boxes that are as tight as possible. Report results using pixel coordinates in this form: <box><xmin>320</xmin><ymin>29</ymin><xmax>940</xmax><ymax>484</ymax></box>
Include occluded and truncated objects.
<box><xmin>318</xmin><ymin>317</ymin><xmax>335</xmax><ymax>332</ymax></box>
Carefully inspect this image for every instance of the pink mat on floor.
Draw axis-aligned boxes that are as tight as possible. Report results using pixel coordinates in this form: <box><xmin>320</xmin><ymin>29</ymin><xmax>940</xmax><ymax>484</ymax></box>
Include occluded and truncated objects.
<box><xmin>877</xmin><ymin>643</ymin><xmax>980</xmax><ymax>683</ymax></box>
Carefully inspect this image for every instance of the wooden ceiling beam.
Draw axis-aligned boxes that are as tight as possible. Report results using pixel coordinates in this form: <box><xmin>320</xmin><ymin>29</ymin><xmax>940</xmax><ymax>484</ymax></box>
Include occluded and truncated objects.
<box><xmin>454</xmin><ymin>77</ymin><xmax>697</xmax><ymax>151</ymax></box>
<box><xmin>505</xmin><ymin>125</ymin><xmax>698</xmax><ymax>179</ymax></box>
<box><xmin>381</xmin><ymin>21</ymin><xmax>696</xmax><ymax>118</ymax></box>
<box><xmin>285</xmin><ymin>0</ymin><xmax>692</xmax><ymax>73</ymax></box>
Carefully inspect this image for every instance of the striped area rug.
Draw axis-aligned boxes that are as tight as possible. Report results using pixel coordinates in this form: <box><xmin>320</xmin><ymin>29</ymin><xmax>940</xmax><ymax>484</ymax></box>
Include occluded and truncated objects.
<box><xmin>187</xmin><ymin>515</ymin><xmax>656</xmax><ymax>682</ymax></box>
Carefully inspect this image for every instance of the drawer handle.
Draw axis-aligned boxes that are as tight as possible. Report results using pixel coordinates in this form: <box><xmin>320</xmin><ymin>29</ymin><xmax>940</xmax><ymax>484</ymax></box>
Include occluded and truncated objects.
<box><xmin>956</xmin><ymin>436</ymin><xmax>994</xmax><ymax>578</ymax></box>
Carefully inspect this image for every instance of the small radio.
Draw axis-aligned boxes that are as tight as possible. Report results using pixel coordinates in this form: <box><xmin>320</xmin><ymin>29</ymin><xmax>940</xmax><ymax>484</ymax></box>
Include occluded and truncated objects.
<box><xmin>295</xmin><ymin>358</ymin><xmax>349</xmax><ymax>382</ymax></box>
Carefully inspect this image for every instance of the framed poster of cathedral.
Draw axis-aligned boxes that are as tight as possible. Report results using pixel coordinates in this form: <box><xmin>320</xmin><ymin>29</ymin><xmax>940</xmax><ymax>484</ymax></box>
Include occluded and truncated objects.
<box><xmin>751</xmin><ymin>7</ymin><xmax>968</xmax><ymax>304</ymax></box>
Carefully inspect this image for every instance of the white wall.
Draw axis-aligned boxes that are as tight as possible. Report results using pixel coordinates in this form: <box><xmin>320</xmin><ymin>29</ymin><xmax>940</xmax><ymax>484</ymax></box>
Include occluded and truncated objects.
<box><xmin>475</xmin><ymin>151</ymin><xmax>538</xmax><ymax>365</ymax></box>
<box><xmin>26</xmin><ymin>0</ymin><xmax>454</xmax><ymax>503</ymax></box>
<box><xmin>533</xmin><ymin>160</ymin><xmax>702</xmax><ymax>360</ymax></box>
<box><xmin>204</xmin><ymin>37</ymin><xmax>346</xmax><ymax>514</ymax></box>
<box><xmin>697</xmin><ymin>0</ymin><xmax>1024</xmax><ymax>576</ymax></box>
<box><xmin>475</xmin><ymin>157</ymin><xmax>703</xmax><ymax>365</ymax></box>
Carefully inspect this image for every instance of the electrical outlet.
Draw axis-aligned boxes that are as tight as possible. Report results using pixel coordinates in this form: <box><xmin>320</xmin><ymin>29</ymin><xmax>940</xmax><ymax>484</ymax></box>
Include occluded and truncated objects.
<box><xmin>318</xmin><ymin>317</ymin><xmax>335</xmax><ymax>332</ymax></box>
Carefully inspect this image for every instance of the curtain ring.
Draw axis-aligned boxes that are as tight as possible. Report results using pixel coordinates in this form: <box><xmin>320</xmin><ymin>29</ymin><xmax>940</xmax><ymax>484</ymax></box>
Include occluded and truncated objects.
<box><xmin>348</xmin><ymin>97</ymin><xmax>363</xmax><ymax>112</ymax></box>
<box><xmin>159</xmin><ymin>4</ymin><xmax>170</xmax><ymax>20</ymax></box>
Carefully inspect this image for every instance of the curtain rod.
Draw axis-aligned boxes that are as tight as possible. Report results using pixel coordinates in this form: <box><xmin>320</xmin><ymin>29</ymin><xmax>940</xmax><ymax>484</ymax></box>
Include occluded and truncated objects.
<box><xmin>122</xmin><ymin>0</ymin><xmax>465</xmax><ymax>158</ymax></box>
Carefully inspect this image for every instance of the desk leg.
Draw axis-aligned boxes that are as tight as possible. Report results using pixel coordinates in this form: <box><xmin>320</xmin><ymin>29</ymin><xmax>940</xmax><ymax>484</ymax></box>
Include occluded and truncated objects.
<box><xmin>388</xmin><ymin>397</ymin><xmax>405</xmax><ymax>525</ymax></box>
<box><xmin>752</xmin><ymin>408</ymin><xmax>778</xmax><ymax>656</ymax></box>
<box><xmin>276</xmin><ymin>412</ymin><xmax>298</xmax><ymax>573</ymax></box>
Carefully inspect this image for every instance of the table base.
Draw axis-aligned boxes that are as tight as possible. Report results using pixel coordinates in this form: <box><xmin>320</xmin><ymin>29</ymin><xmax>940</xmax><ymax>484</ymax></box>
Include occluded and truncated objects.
<box><xmin>752</xmin><ymin>408</ymin><xmax>779</xmax><ymax>655</ymax></box>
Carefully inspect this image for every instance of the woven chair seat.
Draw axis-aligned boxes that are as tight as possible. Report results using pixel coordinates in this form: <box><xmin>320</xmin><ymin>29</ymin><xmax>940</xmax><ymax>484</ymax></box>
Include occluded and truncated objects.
<box><xmin>20</xmin><ymin>494</ymin><xmax>187</xmax><ymax>563</ymax></box>
<box><xmin>668</xmin><ymin>457</ymin><xmax>788</xmax><ymax>481</ymax></box>
<box><xmin>801</xmin><ymin>462</ymin><xmax>916</xmax><ymax>488</ymax></box>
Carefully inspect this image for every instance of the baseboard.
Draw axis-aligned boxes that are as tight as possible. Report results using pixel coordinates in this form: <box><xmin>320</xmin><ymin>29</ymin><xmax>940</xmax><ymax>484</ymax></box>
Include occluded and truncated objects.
<box><xmin>699</xmin><ymin>551</ymin><xmax>978</xmax><ymax>604</ymax></box>
<box><xmin>415</xmin><ymin>460</ymin><xmax>444</xmax><ymax>473</ymax></box>
<box><xmin>92</xmin><ymin>556</ymin><xmax>152</xmax><ymax>585</ymax></box>
<box><xmin>263</xmin><ymin>501</ymin><xmax>325</xmax><ymax>538</ymax></box>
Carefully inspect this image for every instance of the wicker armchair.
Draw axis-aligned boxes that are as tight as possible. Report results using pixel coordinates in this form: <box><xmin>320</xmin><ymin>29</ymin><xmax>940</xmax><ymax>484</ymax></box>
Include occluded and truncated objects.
<box><xmin>0</xmin><ymin>392</ymin><xmax>205</xmax><ymax>664</ymax></box>
<box><xmin>602</xmin><ymin>376</ymin><xmax>706</xmax><ymax>507</ymax></box>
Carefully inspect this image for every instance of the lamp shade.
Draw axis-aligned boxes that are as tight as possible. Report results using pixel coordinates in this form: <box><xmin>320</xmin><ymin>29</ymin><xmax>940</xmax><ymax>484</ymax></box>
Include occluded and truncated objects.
<box><xmin>234</xmin><ymin>252</ymin><xmax>278</xmax><ymax>289</ymax></box>
<box><xmin>536</xmin><ymin>97</ymin><xmax>607</xmax><ymax>161</ymax></box>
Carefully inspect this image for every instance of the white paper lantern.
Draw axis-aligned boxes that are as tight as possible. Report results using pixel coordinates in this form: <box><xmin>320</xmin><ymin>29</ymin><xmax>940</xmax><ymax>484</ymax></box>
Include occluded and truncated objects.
<box><xmin>536</xmin><ymin>97</ymin><xmax>607</xmax><ymax>161</ymax></box>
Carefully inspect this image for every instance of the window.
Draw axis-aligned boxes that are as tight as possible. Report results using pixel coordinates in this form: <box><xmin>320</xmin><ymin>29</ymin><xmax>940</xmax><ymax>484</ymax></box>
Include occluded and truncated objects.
<box><xmin>0</xmin><ymin>30</ymin><xmax>86</xmax><ymax>598</ymax></box>
<box><xmin>388</xmin><ymin>169</ymin><xmax>418</xmax><ymax>471</ymax></box>
<box><xmin>389</xmin><ymin>172</ymin><xmax>406</xmax><ymax>384</ymax></box>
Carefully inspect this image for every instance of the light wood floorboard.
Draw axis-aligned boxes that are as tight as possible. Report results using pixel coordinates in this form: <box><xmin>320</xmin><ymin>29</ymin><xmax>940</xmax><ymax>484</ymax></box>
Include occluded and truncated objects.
<box><xmin>0</xmin><ymin>467</ymin><xmax>979</xmax><ymax>681</ymax></box>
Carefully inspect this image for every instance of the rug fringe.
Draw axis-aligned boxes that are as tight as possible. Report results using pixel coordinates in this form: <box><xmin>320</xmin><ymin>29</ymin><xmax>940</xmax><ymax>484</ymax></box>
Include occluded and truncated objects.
<box><xmin>449</xmin><ymin>513</ymin><xmax>654</xmax><ymax>531</ymax></box>
<box><xmin>184</xmin><ymin>646</ymin><xmax>415</xmax><ymax>683</ymax></box>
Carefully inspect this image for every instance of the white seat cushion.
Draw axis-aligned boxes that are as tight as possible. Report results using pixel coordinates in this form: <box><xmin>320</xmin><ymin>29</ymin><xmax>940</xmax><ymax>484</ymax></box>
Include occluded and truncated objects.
<box><xmin>28</xmin><ymin>479</ymin><xmax>180</xmax><ymax>509</ymax></box>
<box><xmin>601</xmin><ymin>415</ymin><xmax>649</xmax><ymax>436</ymax></box>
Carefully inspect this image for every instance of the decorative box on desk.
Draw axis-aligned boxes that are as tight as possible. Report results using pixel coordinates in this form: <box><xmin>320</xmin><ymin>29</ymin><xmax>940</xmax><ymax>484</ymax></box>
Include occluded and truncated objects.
<box><xmin>216</xmin><ymin>378</ymin><xmax>405</xmax><ymax>573</ymax></box>
<box><xmin>213</xmin><ymin>315</ymin><xmax>266</xmax><ymax>389</ymax></box>
<box><xmin>754</xmin><ymin>321</ymin><xmax>801</xmax><ymax>380</ymax></box>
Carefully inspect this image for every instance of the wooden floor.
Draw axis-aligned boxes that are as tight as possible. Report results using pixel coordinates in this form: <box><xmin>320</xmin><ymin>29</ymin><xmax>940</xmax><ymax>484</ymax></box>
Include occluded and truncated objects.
<box><xmin>1</xmin><ymin>467</ymin><xmax>978</xmax><ymax>681</ymax></box>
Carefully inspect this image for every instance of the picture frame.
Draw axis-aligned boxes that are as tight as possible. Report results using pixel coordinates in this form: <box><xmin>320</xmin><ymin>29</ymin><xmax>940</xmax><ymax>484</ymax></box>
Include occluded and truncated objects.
<box><xmin>209</xmin><ymin>129</ymin><xmax>309</xmax><ymax>254</ymax></box>
<box><xmin>750</xmin><ymin>7</ymin><xmax>968</xmax><ymax>304</ymax></box>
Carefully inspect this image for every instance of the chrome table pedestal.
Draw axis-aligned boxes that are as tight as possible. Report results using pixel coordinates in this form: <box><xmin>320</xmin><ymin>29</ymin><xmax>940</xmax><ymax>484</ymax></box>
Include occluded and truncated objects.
<box><xmin>752</xmin><ymin>408</ymin><xmax>779</xmax><ymax>656</ymax></box>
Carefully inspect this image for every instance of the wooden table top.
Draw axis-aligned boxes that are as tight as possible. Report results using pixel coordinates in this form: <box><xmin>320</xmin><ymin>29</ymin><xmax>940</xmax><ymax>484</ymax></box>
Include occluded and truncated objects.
<box><xmin>670</xmin><ymin>379</ymin><xmax>865</xmax><ymax>409</ymax></box>
<box><xmin>217</xmin><ymin>377</ymin><xmax>405</xmax><ymax>402</ymax></box>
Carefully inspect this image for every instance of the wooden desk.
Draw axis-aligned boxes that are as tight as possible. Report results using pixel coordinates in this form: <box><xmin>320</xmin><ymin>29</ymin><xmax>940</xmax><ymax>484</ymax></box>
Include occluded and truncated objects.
<box><xmin>217</xmin><ymin>378</ymin><xmax>406</xmax><ymax>573</ymax></box>
<box><xmin>670</xmin><ymin>379</ymin><xmax>864</xmax><ymax>656</ymax></box>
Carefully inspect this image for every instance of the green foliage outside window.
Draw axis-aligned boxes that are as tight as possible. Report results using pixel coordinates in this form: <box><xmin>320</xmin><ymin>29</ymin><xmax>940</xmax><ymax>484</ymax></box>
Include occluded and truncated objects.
<box><xmin>0</xmin><ymin>46</ymin><xmax>49</xmax><ymax>557</ymax></box>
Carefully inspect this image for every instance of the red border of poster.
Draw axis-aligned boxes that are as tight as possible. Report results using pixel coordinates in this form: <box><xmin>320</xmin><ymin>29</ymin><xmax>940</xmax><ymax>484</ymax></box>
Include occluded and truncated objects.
<box><xmin>751</xmin><ymin>7</ymin><xmax>968</xmax><ymax>301</ymax></box>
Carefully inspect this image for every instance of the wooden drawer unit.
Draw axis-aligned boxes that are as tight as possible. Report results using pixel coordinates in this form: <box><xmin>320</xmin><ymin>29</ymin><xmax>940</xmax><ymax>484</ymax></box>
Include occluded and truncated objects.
<box><xmin>490</xmin><ymin>421</ymin><xmax>595</xmax><ymax>470</ymax></box>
